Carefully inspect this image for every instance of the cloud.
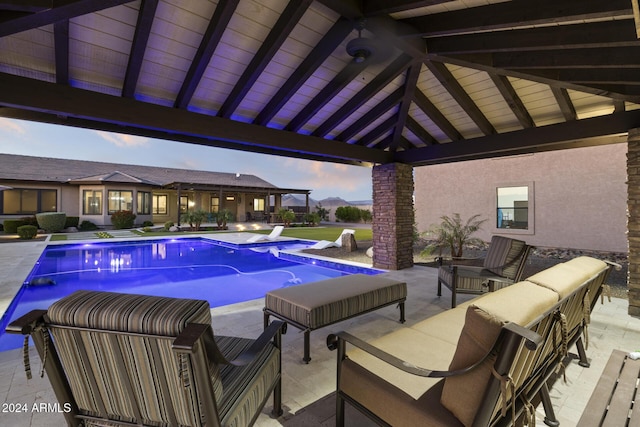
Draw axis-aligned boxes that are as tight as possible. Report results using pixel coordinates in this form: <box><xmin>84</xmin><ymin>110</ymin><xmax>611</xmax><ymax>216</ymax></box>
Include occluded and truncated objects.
<box><xmin>94</xmin><ymin>131</ymin><xmax>149</xmax><ymax>147</ymax></box>
<box><xmin>0</xmin><ymin>118</ymin><xmax>28</xmax><ymax>135</ymax></box>
<box><xmin>281</xmin><ymin>159</ymin><xmax>370</xmax><ymax>192</ymax></box>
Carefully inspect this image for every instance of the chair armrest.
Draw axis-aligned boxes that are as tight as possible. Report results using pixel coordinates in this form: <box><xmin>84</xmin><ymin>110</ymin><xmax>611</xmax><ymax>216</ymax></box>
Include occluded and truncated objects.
<box><xmin>604</xmin><ymin>260</ymin><xmax>623</xmax><ymax>271</ymax></box>
<box><xmin>327</xmin><ymin>323</ymin><xmax>541</xmax><ymax>378</ymax></box>
<box><xmin>6</xmin><ymin>309</ymin><xmax>48</xmax><ymax>335</ymax></box>
<box><xmin>173</xmin><ymin>320</ymin><xmax>285</xmax><ymax>367</ymax></box>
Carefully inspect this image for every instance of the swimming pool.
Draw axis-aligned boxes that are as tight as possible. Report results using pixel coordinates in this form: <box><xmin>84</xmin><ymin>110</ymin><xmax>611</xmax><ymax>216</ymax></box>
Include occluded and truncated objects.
<box><xmin>0</xmin><ymin>237</ymin><xmax>382</xmax><ymax>351</ymax></box>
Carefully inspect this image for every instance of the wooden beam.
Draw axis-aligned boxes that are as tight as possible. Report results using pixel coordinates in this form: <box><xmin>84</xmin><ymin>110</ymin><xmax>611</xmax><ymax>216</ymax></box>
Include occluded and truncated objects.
<box><xmin>174</xmin><ymin>0</ymin><xmax>239</xmax><ymax>108</ymax></box>
<box><xmin>217</xmin><ymin>0</ymin><xmax>313</xmax><ymax>118</ymax></box>
<box><xmin>335</xmin><ymin>87</ymin><xmax>403</xmax><ymax>142</ymax></box>
<box><xmin>0</xmin><ymin>72</ymin><xmax>392</xmax><ymax>165</ymax></box>
<box><xmin>413</xmin><ymin>87</ymin><xmax>461</xmax><ymax>141</ymax></box>
<box><xmin>0</xmin><ymin>0</ymin><xmax>52</xmax><ymax>12</ymax></box>
<box><xmin>122</xmin><ymin>0</ymin><xmax>158</xmax><ymax>98</ymax></box>
<box><xmin>515</xmin><ymin>68</ymin><xmax>640</xmax><ymax>85</ymax></box>
<box><xmin>254</xmin><ymin>17</ymin><xmax>352</xmax><ymax>126</ymax></box>
<box><xmin>426</xmin><ymin>61</ymin><xmax>496</xmax><ymax>135</ymax></box>
<box><xmin>312</xmin><ymin>53</ymin><xmax>412</xmax><ymax>137</ymax></box>
<box><xmin>394</xmin><ymin>109</ymin><xmax>640</xmax><ymax>165</ymax></box>
<box><xmin>53</xmin><ymin>20</ymin><xmax>69</xmax><ymax>85</ymax></box>
<box><xmin>355</xmin><ymin>116</ymin><xmax>396</xmax><ymax>147</ymax></box>
<box><xmin>489</xmin><ymin>74</ymin><xmax>534</xmax><ymax>128</ymax></box>
<box><xmin>313</xmin><ymin>0</ymin><xmax>361</xmax><ymax>19</ymax></box>
<box><xmin>488</xmin><ymin>47</ymin><xmax>640</xmax><ymax>69</ymax></box>
<box><xmin>405</xmin><ymin>115</ymin><xmax>436</xmax><ymax>146</ymax></box>
<box><xmin>633</xmin><ymin>0</ymin><xmax>640</xmax><ymax>38</ymax></box>
<box><xmin>551</xmin><ymin>87</ymin><xmax>577</xmax><ymax>121</ymax></box>
<box><xmin>391</xmin><ymin>61</ymin><xmax>422</xmax><ymax>150</ymax></box>
<box><xmin>0</xmin><ymin>0</ymin><xmax>134</xmax><ymax>37</ymax></box>
<box><xmin>363</xmin><ymin>0</ymin><xmax>454</xmax><ymax>16</ymax></box>
<box><xmin>400</xmin><ymin>0</ymin><xmax>633</xmax><ymax>37</ymax></box>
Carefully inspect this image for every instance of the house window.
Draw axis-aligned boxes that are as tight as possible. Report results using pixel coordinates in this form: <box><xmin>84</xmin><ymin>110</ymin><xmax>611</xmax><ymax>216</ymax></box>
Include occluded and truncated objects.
<box><xmin>83</xmin><ymin>190</ymin><xmax>103</xmax><ymax>215</ymax></box>
<box><xmin>137</xmin><ymin>191</ymin><xmax>151</xmax><ymax>215</ymax></box>
<box><xmin>1</xmin><ymin>188</ymin><xmax>57</xmax><ymax>214</ymax></box>
<box><xmin>210</xmin><ymin>197</ymin><xmax>219</xmax><ymax>213</ymax></box>
<box><xmin>153</xmin><ymin>195</ymin><xmax>167</xmax><ymax>215</ymax></box>
<box><xmin>180</xmin><ymin>196</ymin><xmax>189</xmax><ymax>213</ymax></box>
<box><xmin>497</xmin><ymin>186</ymin><xmax>529</xmax><ymax>230</ymax></box>
<box><xmin>108</xmin><ymin>190</ymin><xmax>133</xmax><ymax>214</ymax></box>
<box><xmin>253</xmin><ymin>198</ymin><xmax>265</xmax><ymax>211</ymax></box>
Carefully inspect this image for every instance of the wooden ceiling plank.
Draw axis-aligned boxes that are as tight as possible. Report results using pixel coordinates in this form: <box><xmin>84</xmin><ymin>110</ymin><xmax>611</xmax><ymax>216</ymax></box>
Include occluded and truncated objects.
<box><xmin>400</xmin><ymin>0</ymin><xmax>634</xmax><ymax>37</ymax></box>
<box><xmin>363</xmin><ymin>0</ymin><xmax>454</xmax><ymax>16</ymax></box>
<box><xmin>217</xmin><ymin>0</ymin><xmax>313</xmax><ymax>119</ymax></box>
<box><xmin>285</xmin><ymin>60</ymin><xmax>368</xmax><ymax>132</ymax></box>
<box><xmin>489</xmin><ymin>74</ymin><xmax>535</xmax><ymax>128</ymax></box>
<box><xmin>122</xmin><ymin>0</ymin><xmax>158</xmax><ymax>98</ymax></box>
<box><xmin>355</xmin><ymin>115</ymin><xmax>396</xmax><ymax>147</ymax></box>
<box><xmin>394</xmin><ymin>109</ymin><xmax>640</xmax><ymax>165</ymax></box>
<box><xmin>390</xmin><ymin>61</ymin><xmax>422</xmax><ymax>150</ymax></box>
<box><xmin>254</xmin><ymin>17</ymin><xmax>352</xmax><ymax>126</ymax></box>
<box><xmin>405</xmin><ymin>115</ymin><xmax>437</xmax><ymax>146</ymax></box>
<box><xmin>426</xmin><ymin>20</ymin><xmax>640</xmax><ymax>55</ymax></box>
<box><xmin>312</xmin><ymin>53</ymin><xmax>412</xmax><ymax>137</ymax></box>
<box><xmin>516</xmin><ymin>68</ymin><xmax>640</xmax><ymax>85</ymax></box>
<box><xmin>335</xmin><ymin>87</ymin><xmax>403</xmax><ymax>142</ymax></box>
<box><xmin>53</xmin><ymin>20</ymin><xmax>69</xmax><ymax>85</ymax></box>
<box><xmin>413</xmin><ymin>87</ymin><xmax>461</xmax><ymax>141</ymax></box>
<box><xmin>0</xmin><ymin>72</ymin><xmax>392</xmax><ymax>164</ymax></box>
<box><xmin>0</xmin><ymin>0</ymin><xmax>134</xmax><ymax>37</ymax></box>
<box><xmin>425</xmin><ymin>61</ymin><xmax>496</xmax><ymax>135</ymax></box>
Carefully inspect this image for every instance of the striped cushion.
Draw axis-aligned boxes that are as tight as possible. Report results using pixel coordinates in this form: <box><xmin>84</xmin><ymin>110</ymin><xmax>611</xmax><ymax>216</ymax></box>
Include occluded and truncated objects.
<box><xmin>216</xmin><ymin>336</ymin><xmax>281</xmax><ymax>427</ymax></box>
<box><xmin>438</xmin><ymin>266</ymin><xmax>487</xmax><ymax>293</ymax></box>
<box><xmin>483</xmin><ymin>236</ymin><xmax>527</xmax><ymax>279</ymax></box>
<box><xmin>265</xmin><ymin>274</ymin><xmax>406</xmax><ymax>329</ymax></box>
<box><xmin>46</xmin><ymin>291</ymin><xmax>221</xmax><ymax>426</ymax></box>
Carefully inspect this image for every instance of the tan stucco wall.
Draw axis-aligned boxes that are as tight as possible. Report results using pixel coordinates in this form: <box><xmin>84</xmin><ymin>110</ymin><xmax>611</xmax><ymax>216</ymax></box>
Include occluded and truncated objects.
<box><xmin>414</xmin><ymin>144</ymin><xmax>628</xmax><ymax>253</ymax></box>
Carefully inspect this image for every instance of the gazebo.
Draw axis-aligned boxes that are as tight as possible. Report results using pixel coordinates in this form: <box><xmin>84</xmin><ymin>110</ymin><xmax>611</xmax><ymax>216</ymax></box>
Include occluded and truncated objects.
<box><xmin>1</xmin><ymin>0</ymin><xmax>640</xmax><ymax>315</ymax></box>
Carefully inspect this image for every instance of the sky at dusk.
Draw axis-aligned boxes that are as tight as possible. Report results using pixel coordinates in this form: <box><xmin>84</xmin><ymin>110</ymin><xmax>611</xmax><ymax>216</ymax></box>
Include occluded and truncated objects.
<box><xmin>0</xmin><ymin>117</ymin><xmax>373</xmax><ymax>201</ymax></box>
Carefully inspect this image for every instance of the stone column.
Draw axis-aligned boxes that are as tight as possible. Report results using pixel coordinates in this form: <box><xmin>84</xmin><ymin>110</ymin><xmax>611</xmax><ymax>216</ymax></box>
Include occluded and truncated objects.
<box><xmin>372</xmin><ymin>163</ymin><xmax>414</xmax><ymax>270</ymax></box>
<box><xmin>628</xmin><ymin>128</ymin><xmax>640</xmax><ymax>317</ymax></box>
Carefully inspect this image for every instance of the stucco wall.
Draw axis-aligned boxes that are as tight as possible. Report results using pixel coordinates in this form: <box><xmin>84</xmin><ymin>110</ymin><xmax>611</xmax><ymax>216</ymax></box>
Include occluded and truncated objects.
<box><xmin>414</xmin><ymin>144</ymin><xmax>628</xmax><ymax>253</ymax></box>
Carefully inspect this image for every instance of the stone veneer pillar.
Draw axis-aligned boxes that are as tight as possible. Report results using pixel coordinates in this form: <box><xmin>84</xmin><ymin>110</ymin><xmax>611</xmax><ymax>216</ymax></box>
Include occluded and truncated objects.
<box><xmin>372</xmin><ymin>163</ymin><xmax>414</xmax><ymax>270</ymax></box>
<box><xmin>628</xmin><ymin>128</ymin><xmax>640</xmax><ymax>317</ymax></box>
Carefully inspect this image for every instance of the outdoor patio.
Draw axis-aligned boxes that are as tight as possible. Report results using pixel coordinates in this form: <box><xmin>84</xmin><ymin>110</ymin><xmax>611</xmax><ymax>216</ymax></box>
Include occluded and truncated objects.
<box><xmin>0</xmin><ymin>234</ymin><xmax>639</xmax><ymax>426</ymax></box>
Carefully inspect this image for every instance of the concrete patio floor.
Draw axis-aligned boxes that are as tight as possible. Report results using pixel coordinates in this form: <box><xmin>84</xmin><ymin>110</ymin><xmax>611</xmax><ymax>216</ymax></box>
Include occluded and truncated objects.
<box><xmin>1</xmin><ymin>234</ymin><xmax>639</xmax><ymax>426</ymax></box>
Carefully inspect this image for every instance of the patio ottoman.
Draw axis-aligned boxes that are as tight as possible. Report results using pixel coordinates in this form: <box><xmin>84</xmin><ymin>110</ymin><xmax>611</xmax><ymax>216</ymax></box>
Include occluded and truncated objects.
<box><xmin>264</xmin><ymin>274</ymin><xmax>407</xmax><ymax>363</ymax></box>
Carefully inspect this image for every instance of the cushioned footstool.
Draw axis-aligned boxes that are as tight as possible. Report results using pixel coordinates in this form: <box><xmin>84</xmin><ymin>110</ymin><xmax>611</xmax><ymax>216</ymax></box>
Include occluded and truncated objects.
<box><xmin>264</xmin><ymin>274</ymin><xmax>407</xmax><ymax>363</ymax></box>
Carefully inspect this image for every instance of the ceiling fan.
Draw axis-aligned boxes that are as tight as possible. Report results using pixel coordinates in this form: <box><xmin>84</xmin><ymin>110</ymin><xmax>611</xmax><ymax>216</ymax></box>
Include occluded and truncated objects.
<box><xmin>346</xmin><ymin>19</ymin><xmax>393</xmax><ymax>64</ymax></box>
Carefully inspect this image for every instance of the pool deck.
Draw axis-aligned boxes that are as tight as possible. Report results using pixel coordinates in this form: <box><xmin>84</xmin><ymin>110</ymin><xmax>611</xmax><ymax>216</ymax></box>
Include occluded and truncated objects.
<box><xmin>1</xmin><ymin>234</ymin><xmax>640</xmax><ymax>426</ymax></box>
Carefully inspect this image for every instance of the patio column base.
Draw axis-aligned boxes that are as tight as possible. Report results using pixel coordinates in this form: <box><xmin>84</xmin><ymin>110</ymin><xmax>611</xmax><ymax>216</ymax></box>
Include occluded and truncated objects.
<box><xmin>372</xmin><ymin>163</ymin><xmax>414</xmax><ymax>270</ymax></box>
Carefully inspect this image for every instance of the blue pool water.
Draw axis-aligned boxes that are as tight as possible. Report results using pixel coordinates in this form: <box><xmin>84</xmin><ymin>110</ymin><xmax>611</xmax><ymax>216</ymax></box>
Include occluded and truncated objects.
<box><xmin>0</xmin><ymin>237</ymin><xmax>382</xmax><ymax>351</ymax></box>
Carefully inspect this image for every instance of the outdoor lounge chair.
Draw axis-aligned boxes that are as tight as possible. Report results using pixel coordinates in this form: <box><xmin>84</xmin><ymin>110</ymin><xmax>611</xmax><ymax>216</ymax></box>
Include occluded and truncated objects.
<box><xmin>437</xmin><ymin>235</ymin><xmax>533</xmax><ymax>308</ymax></box>
<box><xmin>309</xmin><ymin>228</ymin><xmax>355</xmax><ymax>250</ymax></box>
<box><xmin>247</xmin><ymin>225</ymin><xmax>284</xmax><ymax>242</ymax></box>
<box><xmin>7</xmin><ymin>290</ymin><xmax>285</xmax><ymax>427</ymax></box>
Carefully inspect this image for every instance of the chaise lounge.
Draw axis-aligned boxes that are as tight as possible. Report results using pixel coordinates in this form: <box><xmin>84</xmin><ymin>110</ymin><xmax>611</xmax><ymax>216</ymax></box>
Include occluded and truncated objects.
<box><xmin>8</xmin><ymin>290</ymin><xmax>285</xmax><ymax>427</ymax></box>
<box><xmin>308</xmin><ymin>228</ymin><xmax>355</xmax><ymax>250</ymax></box>
<box><xmin>247</xmin><ymin>225</ymin><xmax>284</xmax><ymax>242</ymax></box>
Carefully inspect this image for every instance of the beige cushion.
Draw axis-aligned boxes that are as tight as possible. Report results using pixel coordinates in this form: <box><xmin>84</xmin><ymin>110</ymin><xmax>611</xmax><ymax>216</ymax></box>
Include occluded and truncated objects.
<box><xmin>563</xmin><ymin>256</ymin><xmax>608</xmax><ymax>277</ymax></box>
<box><xmin>411</xmin><ymin>305</ymin><xmax>468</xmax><ymax>346</ymax></box>
<box><xmin>526</xmin><ymin>263</ymin><xmax>591</xmax><ymax>299</ymax></box>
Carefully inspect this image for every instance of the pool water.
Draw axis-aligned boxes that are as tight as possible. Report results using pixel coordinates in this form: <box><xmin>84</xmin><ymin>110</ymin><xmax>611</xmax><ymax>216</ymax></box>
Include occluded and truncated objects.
<box><xmin>0</xmin><ymin>238</ymin><xmax>381</xmax><ymax>351</ymax></box>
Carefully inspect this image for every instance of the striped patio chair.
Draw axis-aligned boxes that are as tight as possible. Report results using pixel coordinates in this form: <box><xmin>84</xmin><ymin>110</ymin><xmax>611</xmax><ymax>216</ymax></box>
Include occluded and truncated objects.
<box><xmin>437</xmin><ymin>235</ymin><xmax>533</xmax><ymax>308</ymax></box>
<box><xmin>8</xmin><ymin>290</ymin><xmax>284</xmax><ymax>427</ymax></box>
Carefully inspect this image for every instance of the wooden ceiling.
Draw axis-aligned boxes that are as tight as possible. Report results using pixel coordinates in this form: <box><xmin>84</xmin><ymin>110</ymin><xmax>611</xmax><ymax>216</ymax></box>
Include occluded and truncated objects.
<box><xmin>1</xmin><ymin>0</ymin><xmax>639</xmax><ymax>167</ymax></box>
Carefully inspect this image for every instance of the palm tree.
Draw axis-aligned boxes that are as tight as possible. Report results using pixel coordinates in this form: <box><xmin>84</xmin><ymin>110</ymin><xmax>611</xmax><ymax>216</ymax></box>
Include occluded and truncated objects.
<box><xmin>422</xmin><ymin>213</ymin><xmax>486</xmax><ymax>258</ymax></box>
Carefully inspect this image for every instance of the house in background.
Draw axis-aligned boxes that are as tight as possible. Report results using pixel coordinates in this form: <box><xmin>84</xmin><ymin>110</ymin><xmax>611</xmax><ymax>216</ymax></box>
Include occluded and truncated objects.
<box><xmin>414</xmin><ymin>144</ymin><xmax>628</xmax><ymax>253</ymax></box>
<box><xmin>0</xmin><ymin>154</ymin><xmax>309</xmax><ymax>228</ymax></box>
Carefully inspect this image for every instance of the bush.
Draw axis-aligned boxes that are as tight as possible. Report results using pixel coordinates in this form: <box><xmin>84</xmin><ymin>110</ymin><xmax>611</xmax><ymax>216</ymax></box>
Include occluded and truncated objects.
<box><xmin>79</xmin><ymin>220</ymin><xmax>98</xmax><ymax>231</ymax></box>
<box><xmin>17</xmin><ymin>225</ymin><xmax>38</xmax><ymax>240</ymax></box>
<box><xmin>303</xmin><ymin>212</ymin><xmax>320</xmax><ymax>226</ymax></box>
<box><xmin>142</xmin><ymin>220</ymin><xmax>154</xmax><ymax>227</ymax></box>
<box><xmin>278</xmin><ymin>208</ymin><xmax>296</xmax><ymax>227</ymax></box>
<box><xmin>111</xmin><ymin>210</ymin><xmax>136</xmax><ymax>229</ymax></box>
<box><xmin>164</xmin><ymin>221</ymin><xmax>174</xmax><ymax>231</ymax></box>
<box><xmin>21</xmin><ymin>216</ymin><xmax>38</xmax><ymax>227</ymax></box>
<box><xmin>3</xmin><ymin>219</ymin><xmax>27</xmax><ymax>234</ymax></box>
<box><xmin>65</xmin><ymin>216</ymin><xmax>80</xmax><ymax>228</ymax></box>
<box><xmin>36</xmin><ymin>212</ymin><xmax>67</xmax><ymax>233</ymax></box>
<box><xmin>181</xmin><ymin>209</ymin><xmax>208</xmax><ymax>231</ymax></box>
<box><xmin>335</xmin><ymin>206</ymin><xmax>362</xmax><ymax>223</ymax></box>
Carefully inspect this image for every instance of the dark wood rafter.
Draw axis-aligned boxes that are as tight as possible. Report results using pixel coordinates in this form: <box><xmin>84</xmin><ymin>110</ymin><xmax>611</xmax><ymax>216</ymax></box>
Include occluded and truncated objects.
<box><xmin>174</xmin><ymin>0</ymin><xmax>239</xmax><ymax>109</ymax></box>
<box><xmin>400</xmin><ymin>0</ymin><xmax>634</xmax><ymax>37</ymax></box>
<box><xmin>413</xmin><ymin>87</ymin><xmax>462</xmax><ymax>141</ymax></box>
<box><xmin>426</xmin><ymin>61</ymin><xmax>496</xmax><ymax>135</ymax></box>
<box><xmin>363</xmin><ymin>0</ymin><xmax>455</xmax><ymax>16</ymax></box>
<box><xmin>122</xmin><ymin>0</ymin><xmax>158</xmax><ymax>99</ymax></box>
<box><xmin>405</xmin><ymin>116</ymin><xmax>437</xmax><ymax>146</ymax></box>
<box><xmin>489</xmin><ymin>74</ymin><xmax>535</xmax><ymax>129</ymax></box>
<box><xmin>217</xmin><ymin>0</ymin><xmax>313</xmax><ymax>119</ymax></box>
<box><xmin>390</xmin><ymin>61</ymin><xmax>422</xmax><ymax>150</ymax></box>
<box><xmin>0</xmin><ymin>0</ymin><xmax>135</xmax><ymax>37</ymax></box>
<box><xmin>53</xmin><ymin>20</ymin><xmax>69</xmax><ymax>85</ymax></box>
<box><xmin>487</xmin><ymin>47</ymin><xmax>640</xmax><ymax>70</ymax></box>
<box><xmin>335</xmin><ymin>87</ymin><xmax>403</xmax><ymax>142</ymax></box>
<box><xmin>0</xmin><ymin>0</ymin><xmax>53</xmax><ymax>13</ymax></box>
<box><xmin>515</xmin><ymin>69</ymin><xmax>640</xmax><ymax>85</ymax></box>
<box><xmin>312</xmin><ymin>53</ymin><xmax>413</xmax><ymax>138</ymax></box>
<box><xmin>355</xmin><ymin>116</ymin><xmax>396</xmax><ymax>147</ymax></box>
<box><xmin>285</xmin><ymin>60</ymin><xmax>369</xmax><ymax>132</ymax></box>
<box><xmin>254</xmin><ymin>17</ymin><xmax>353</xmax><ymax>126</ymax></box>
<box><xmin>551</xmin><ymin>87</ymin><xmax>577</xmax><ymax>121</ymax></box>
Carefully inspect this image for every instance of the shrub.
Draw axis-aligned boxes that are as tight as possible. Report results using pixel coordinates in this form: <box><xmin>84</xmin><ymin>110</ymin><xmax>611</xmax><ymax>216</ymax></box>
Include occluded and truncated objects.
<box><xmin>164</xmin><ymin>221</ymin><xmax>174</xmax><ymax>231</ymax></box>
<box><xmin>17</xmin><ymin>225</ymin><xmax>38</xmax><ymax>240</ymax></box>
<box><xmin>142</xmin><ymin>220</ymin><xmax>154</xmax><ymax>227</ymax></box>
<box><xmin>111</xmin><ymin>210</ymin><xmax>136</xmax><ymax>229</ymax></box>
<box><xmin>21</xmin><ymin>216</ymin><xmax>39</xmax><ymax>227</ymax></box>
<box><xmin>278</xmin><ymin>208</ymin><xmax>296</xmax><ymax>227</ymax></box>
<box><xmin>65</xmin><ymin>216</ymin><xmax>80</xmax><ymax>228</ymax></box>
<box><xmin>335</xmin><ymin>206</ymin><xmax>362</xmax><ymax>223</ymax></box>
<box><xmin>36</xmin><ymin>212</ymin><xmax>67</xmax><ymax>233</ymax></box>
<box><xmin>181</xmin><ymin>209</ymin><xmax>208</xmax><ymax>231</ymax></box>
<box><xmin>421</xmin><ymin>213</ymin><xmax>487</xmax><ymax>258</ymax></box>
<box><xmin>79</xmin><ymin>220</ymin><xmax>98</xmax><ymax>231</ymax></box>
<box><xmin>360</xmin><ymin>209</ymin><xmax>372</xmax><ymax>223</ymax></box>
<box><xmin>304</xmin><ymin>212</ymin><xmax>320</xmax><ymax>226</ymax></box>
<box><xmin>3</xmin><ymin>219</ymin><xmax>27</xmax><ymax>234</ymax></box>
